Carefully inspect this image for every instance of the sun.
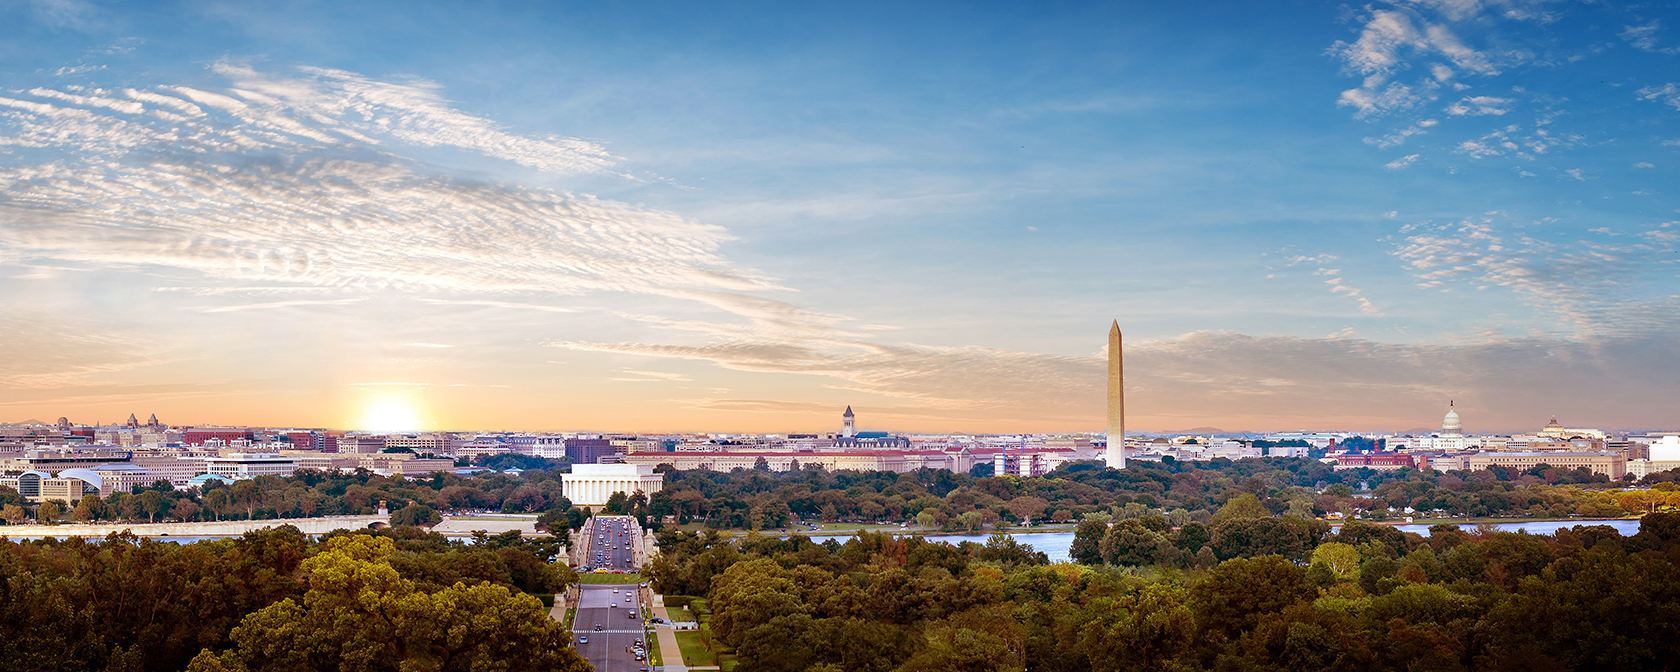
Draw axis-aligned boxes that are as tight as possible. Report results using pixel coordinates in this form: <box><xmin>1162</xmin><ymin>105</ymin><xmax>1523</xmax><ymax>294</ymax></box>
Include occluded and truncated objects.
<box><xmin>360</xmin><ymin>398</ymin><xmax>424</xmax><ymax>432</ymax></box>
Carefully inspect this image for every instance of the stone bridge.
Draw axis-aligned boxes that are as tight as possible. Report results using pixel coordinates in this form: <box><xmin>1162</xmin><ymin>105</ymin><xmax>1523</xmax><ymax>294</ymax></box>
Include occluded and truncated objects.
<box><xmin>0</xmin><ymin>514</ymin><xmax>392</xmax><ymax>538</ymax></box>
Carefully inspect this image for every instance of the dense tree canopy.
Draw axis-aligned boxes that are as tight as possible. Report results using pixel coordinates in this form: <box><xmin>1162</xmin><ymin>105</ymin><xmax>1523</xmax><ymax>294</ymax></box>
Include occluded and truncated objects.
<box><xmin>647</xmin><ymin>513</ymin><xmax>1680</xmax><ymax>672</ymax></box>
<box><xmin>0</xmin><ymin>526</ymin><xmax>577</xmax><ymax>671</ymax></box>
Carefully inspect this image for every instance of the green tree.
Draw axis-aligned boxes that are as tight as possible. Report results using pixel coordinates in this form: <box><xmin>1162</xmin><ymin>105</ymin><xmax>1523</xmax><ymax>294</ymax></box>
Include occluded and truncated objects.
<box><xmin>1099</xmin><ymin>519</ymin><xmax>1170</xmax><ymax>566</ymax></box>
<box><xmin>1310</xmin><ymin>542</ymin><xmax>1362</xmax><ymax>581</ymax></box>
<box><xmin>72</xmin><ymin>494</ymin><xmax>108</xmax><ymax>521</ymax></box>
<box><xmin>139</xmin><ymin>489</ymin><xmax>169</xmax><ymax>523</ymax></box>
<box><xmin>390</xmin><ymin>503</ymin><xmax>441</xmax><ymax>527</ymax></box>
<box><xmin>898</xmin><ymin>606</ymin><xmax>1024</xmax><ymax>672</ymax></box>
<box><xmin>36</xmin><ymin>500</ymin><xmax>63</xmax><ymax>522</ymax></box>
<box><xmin>192</xmin><ymin>535</ymin><xmax>590</xmax><ymax>672</ymax></box>
<box><xmin>1189</xmin><ymin>555</ymin><xmax>1317</xmax><ymax>645</ymax></box>
<box><xmin>1070</xmin><ymin>519</ymin><xmax>1107</xmax><ymax>565</ymax></box>
<box><xmin>1080</xmin><ymin>583</ymin><xmax>1197</xmax><ymax>672</ymax></box>
<box><xmin>605</xmin><ymin>491</ymin><xmax>629</xmax><ymax>515</ymax></box>
<box><xmin>1211</xmin><ymin>493</ymin><xmax>1269</xmax><ymax>525</ymax></box>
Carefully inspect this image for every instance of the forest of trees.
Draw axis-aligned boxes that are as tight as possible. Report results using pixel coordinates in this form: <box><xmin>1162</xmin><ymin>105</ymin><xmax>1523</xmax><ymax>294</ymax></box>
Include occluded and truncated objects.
<box><xmin>646</xmin><ymin>511</ymin><xmax>1680</xmax><ymax>672</ymax></box>
<box><xmin>0</xmin><ymin>526</ymin><xmax>586</xmax><ymax>672</ymax></box>
<box><xmin>636</xmin><ymin>457</ymin><xmax>1672</xmax><ymax>532</ymax></box>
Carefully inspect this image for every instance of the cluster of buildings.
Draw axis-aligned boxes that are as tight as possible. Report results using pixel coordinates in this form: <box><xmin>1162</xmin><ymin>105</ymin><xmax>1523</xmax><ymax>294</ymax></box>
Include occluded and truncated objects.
<box><xmin>1317</xmin><ymin>404</ymin><xmax>1679</xmax><ymax>480</ymax></box>
<box><xmin>5</xmin><ymin>387</ymin><xmax>1677</xmax><ymax>511</ymax></box>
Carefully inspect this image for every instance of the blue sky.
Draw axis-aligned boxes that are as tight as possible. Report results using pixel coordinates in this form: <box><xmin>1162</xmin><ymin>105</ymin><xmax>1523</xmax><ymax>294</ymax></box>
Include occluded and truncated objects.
<box><xmin>1</xmin><ymin>0</ymin><xmax>1677</xmax><ymax>433</ymax></box>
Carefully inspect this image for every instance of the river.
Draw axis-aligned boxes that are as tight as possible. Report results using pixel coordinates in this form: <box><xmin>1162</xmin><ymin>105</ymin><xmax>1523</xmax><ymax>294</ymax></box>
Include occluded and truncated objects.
<box><xmin>795</xmin><ymin>518</ymin><xmax>1645</xmax><ymax>562</ymax></box>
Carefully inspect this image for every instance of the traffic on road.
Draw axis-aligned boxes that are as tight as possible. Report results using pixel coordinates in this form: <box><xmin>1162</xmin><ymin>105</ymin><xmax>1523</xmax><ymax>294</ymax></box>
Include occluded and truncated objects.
<box><xmin>570</xmin><ymin>516</ymin><xmax>652</xmax><ymax>672</ymax></box>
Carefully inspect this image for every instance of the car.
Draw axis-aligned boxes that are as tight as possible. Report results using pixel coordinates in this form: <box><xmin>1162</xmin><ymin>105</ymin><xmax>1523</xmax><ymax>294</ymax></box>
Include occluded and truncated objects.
<box><xmin>610</xmin><ymin>602</ymin><xmax>617</xmax><ymax>608</ymax></box>
<box><xmin>628</xmin><ymin>611</ymin><xmax>637</xmax><ymax>619</ymax></box>
<box><xmin>578</xmin><ymin>636</ymin><xmax>588</xmax><ymax>644</ymax></box>
<box><xmin>593</xmin><ymin>624</ymin><xmax>602</xmax><ymax>631</ymax></box>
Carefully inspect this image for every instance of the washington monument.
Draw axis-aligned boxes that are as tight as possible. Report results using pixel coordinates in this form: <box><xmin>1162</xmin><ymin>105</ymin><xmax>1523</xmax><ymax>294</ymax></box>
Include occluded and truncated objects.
<box><xmin>1107</xmin><ymin>320</ymin><xmax>1125</xmax><ymax>469</ymax></box>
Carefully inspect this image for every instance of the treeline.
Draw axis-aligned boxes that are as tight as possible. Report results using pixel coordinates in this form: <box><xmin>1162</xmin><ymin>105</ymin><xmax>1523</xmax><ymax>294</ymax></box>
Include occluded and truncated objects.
<box><xmin>646</xmin><ymin>512</ymin><xmax>1680</xmax><ymax>672</ymax></box>
<box><xmin>640</xmin><ymin>458</ymin><xmax>1673</xmax><ymax>531</ymax></box>
<box><xmin>0</xmin><ymin>526</ymin><xmax>584</xmax><ymax>672</ymax></box>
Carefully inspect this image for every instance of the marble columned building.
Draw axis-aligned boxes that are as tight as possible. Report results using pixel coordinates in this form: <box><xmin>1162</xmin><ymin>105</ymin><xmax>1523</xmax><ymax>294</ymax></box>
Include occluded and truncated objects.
<box><xmin>561</xmin><ymin>463</ymin><xmax>665</xmax><ymax>507</ymax></box>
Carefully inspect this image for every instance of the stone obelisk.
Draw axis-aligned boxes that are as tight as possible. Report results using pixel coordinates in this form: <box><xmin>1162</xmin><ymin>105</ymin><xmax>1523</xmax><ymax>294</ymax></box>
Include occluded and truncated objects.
<box><xmin>1106</xmin><ymin>320</ymin><xmax>1125</xmax><ymax>469</ymax></box>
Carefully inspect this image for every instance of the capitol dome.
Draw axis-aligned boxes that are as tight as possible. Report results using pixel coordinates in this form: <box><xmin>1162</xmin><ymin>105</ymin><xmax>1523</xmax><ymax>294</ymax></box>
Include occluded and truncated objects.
<box><xmin>1441</xmin><ymin>401</ymin><xmax>1462</xmax><ymax>434</ymax></box>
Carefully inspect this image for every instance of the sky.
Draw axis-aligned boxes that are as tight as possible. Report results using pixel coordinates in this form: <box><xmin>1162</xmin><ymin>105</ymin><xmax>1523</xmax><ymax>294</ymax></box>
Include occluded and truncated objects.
<box><xmin>1</xmin><ymin>0</ymin><xmax>1677</xmax><ymax>435</ymax></box>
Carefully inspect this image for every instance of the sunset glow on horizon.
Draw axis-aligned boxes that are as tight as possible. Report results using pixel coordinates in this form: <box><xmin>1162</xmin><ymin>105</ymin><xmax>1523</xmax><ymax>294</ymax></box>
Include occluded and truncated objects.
<box><xmin>3</xmin><ymin>2</ymin><xmax>1678</xmax><ymax>435</ymax></box>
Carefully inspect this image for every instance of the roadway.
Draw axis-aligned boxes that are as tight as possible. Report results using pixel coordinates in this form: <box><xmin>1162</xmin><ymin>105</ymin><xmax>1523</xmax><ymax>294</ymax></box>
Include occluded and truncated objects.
<box><xmin>571</xmin><ymin>516</ymin><xmax>649</xmax><ymax>672</ymax></box>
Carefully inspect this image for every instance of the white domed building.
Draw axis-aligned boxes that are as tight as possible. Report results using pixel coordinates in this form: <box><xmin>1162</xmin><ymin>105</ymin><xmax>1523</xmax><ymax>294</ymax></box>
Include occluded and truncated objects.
<box><xmin>1432</xmin><ymin>401</ymin><xmax>1471</xmax><ymax>451</ymax></box>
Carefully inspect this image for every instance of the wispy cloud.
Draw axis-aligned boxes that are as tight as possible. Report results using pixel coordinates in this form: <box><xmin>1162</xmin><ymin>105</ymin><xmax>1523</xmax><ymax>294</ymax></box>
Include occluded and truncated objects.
<box><xmin>0</xmin><ymin>66</ymin><xmax>781</xmax><ymax>312</ymax></box>
<box><xmin>1639</xmin><ymin>83</ymin><xmax>1680</xmax><ymax>111</ymax></box>
<box><xmin>1329</xmin><ymin>5</ymin><xmax>1526</xmax><ymax>120</ymax></box>
<box><xmin>1446</xmin><ymin>95</ymin><xmax>1514</xmax><ymax>116</ymax></box>
<box><xmin>1621</xmin><ymin>22</ymin><xmax>1680</xmax><ymax>54</ymax></box>
<box><xmin>1392</xmin><ymin>215</ymin><xmax>1680</xmax><ymax>334</ymax></box>
<box><xmin>416</xmin><ymin>299</ymin><xmax>580</xmax><ymax>313</ymax></box>
<box><xmin>198</xmin><ymin>299</ymin><xmax>366</xmax><ymax>313</ymax></box>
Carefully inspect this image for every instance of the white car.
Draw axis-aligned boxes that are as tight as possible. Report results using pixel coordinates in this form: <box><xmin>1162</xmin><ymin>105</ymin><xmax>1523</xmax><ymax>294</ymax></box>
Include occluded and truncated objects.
<box><xmin>611</xmin><ymin>602</ymin><xmax>618</xmax><ymax>608</ymax></box>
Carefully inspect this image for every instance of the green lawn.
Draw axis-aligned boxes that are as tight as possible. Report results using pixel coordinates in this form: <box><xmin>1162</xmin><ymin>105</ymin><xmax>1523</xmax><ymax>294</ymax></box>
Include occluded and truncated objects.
<box><xmin>576</xmin><ymin>572</ymin><xmax>643</xmax><ymax>584</ymax></box>
<box><xmin>673</xmin><ymin>629</ymin><xmax>712</xmax><ymax>667</ymax></box>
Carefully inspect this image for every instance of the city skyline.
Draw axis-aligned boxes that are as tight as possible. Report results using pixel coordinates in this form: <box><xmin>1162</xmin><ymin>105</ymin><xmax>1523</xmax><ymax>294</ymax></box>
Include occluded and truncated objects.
<box><xmin>4</xmin><ymin>2</ymin><xmax>1679</xmax><ymax>433</ymax></box>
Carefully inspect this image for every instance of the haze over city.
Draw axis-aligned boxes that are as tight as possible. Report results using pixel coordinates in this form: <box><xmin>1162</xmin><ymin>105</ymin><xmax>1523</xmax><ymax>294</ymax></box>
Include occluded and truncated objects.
<box><xmin>4</xmin><ymin>1</ymin><xmax>1678</xmax><ymax>434</ymax></box>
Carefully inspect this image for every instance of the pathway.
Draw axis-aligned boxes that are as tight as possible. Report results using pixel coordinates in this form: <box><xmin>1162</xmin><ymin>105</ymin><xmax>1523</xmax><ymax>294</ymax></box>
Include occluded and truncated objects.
<box><xmin>650</xmin><ymin>595</ymin><xmax>688</xmax><ymax>672</ymax></box>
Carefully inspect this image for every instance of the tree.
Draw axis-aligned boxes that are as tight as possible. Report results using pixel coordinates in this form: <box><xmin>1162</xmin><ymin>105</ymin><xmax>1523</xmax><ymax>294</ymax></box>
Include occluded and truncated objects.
<box><xmin>1080</xmin><ymin>583</ymin><xmax>1196</xmax><ymax>672</ymax></box>
<box><xmin>897</xmin><ymin>606</ymin><xmax>1024</xmax><ymax>672</ymax></box>
<box><xmin>1188</xmin><ymin>555</ymin><xmax>1316</xmax><ymax>645</ymax></box>
<box><xmin>390</xmin><ymin>503</ymin><xmax>441</xmax><ymax>527</ymax></box>
<box><xmin>1100</xmin><ymin>519</ymin><xmax>1170</xmax><ymax>566</ymax></box>
<box><xmin>0</xmin><ymin>504</ymin><xmax>27</xmax><ymax>523</ymax></box>
<box><xmin>916</xmin><ymin>510</ymin><xmax>937</xmax><ymax>531</ymax></box>
<box><xmin>203</xmin><ymin>488</ymin><xmax>230</xmax><ymax>521</ymax></box>
<box><xmin>190</xmin><ymin>535</ymin><xmax>591</xmax><ymax>672</ymax></box>
<box><xmin>72</xmin><ymin>494</ymin><xmax>108</xmax><ymax>522</ymax></box>
<box><xmin>1310</xmin><ymin>542</ymin><xmax>1362</xmax><ymax>581</ymax></box>
<box><xmin>1211</xmin><ymin>493</ymin><xmax>1269</xmax><ymax>525</ymax></box>
<box><xmin>37</xmin><ymin>500</ymin><xmax>63</xmax><ymax>522</ymax></box>
<box><xmin>174</xmin><ymin>500</ymin><xmax>202</xmax><ymax>522</ymax></box>
<box><xmin>230</xmin><ymin>481</ymin><xmax>260</xmax><ymax>520</ymax></box>
<box><xmin>1005</xmin><ymin>497</ymin><xmax>1049</xmax><ymax>527</ymax></box>
<box><xmin>605</xmin><ymin>491</ymin><xmax>629</xmax><ymax>515</ymax></box>
<box><xmin>140</xmin><ymin>489</ymin><xmax>169</xmax><ymax>523</ymax></box>
<box><xmin>1070</xmin><ymin>519</ymin><xmax>1107</xmax><ymax>565</ymax></box>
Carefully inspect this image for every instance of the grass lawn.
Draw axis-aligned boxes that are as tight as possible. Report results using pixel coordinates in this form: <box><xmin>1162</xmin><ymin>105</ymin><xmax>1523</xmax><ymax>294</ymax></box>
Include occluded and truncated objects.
<box><xmin>564</xmin><ymin>607</ymin><xmax>576</xmax><ymax>625</ymax></box>
<box><xmin>674</xmin><ymin>630</ymin><xmax>712</xmax><ymax>667</ymax></box>
<box><xmin>576</xmin><ymin>572</ymin><xmax>644</xmax><ymax>584</ymax></box>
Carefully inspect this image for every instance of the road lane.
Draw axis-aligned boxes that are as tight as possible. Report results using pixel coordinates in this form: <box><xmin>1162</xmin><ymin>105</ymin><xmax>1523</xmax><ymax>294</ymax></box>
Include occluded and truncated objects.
<box><xmin>572</xmin><ymin>517</ymin><xmax>649</xmax><ymax>672</ymax></box>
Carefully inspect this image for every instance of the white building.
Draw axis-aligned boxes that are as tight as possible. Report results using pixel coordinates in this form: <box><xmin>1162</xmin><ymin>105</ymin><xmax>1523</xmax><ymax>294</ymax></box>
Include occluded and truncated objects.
<box><xmin>1269</xmin><ymin>444</ymin><xmax>1310</xmax><ymax>458</ymax></box>
<box><xmin>203</xmin><ymin>453</ymin><xmax>297</xmax><ymax>481</ymax></box>
<box><xmin>1628</xmin><ymin>434</ymin><xmax>1680</xmax><ymax>479</ymax></box>
<box><xmin>562</xmin><ymin>463</ymin><xmax>665</xmax><ymax>507</ymax></box>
